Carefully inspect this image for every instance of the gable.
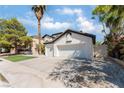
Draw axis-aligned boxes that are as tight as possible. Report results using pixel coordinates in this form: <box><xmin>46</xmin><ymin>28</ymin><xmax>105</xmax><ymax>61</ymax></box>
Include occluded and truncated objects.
<box><xmin>44</xmin><ymin>29</ymin><xmax>96</xmax><ymax>44</ymax></box>
<box><xmin>54</xmin><ymin>32</ymin><xmax>93</xmax><ymax>45</ymax></box>
<box><xmin>43</xmin><ymin>34</ymin><xmax>52</xmax><ymax>38</ymax></box>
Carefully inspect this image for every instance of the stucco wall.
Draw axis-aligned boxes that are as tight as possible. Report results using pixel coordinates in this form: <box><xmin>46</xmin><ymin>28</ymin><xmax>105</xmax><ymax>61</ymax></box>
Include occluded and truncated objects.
<box><xmin>43</xmin><ymin>36</ymin><xmax>53</xmax><ymax>43</ymax></box>
<box><xmin>45</xmin><ymin>44</ymin><xmax>53</xmax><ymax>56</ymax></box>
<box><xmin>94</xmin><ymin>44</ymin><xmax>108</xmax><ymax>58</ymax></box>
<box><xmin>54</xmin><ymin>32</ymin><xmax>94</xmax><ymax>59</ymax></box>
<box><xmin>31</xmin><ymin>38</ymin><xmax>43</xmax><ymax>55</ymax></box>
<box><xmin>45</xmin><ymin>32</ymin><xmax>94</xmax><ymax>60</ymax></box>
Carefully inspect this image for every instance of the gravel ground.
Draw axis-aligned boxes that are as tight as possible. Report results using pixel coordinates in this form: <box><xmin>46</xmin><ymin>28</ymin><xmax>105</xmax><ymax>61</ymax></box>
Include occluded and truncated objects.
<box><xmin>49</xmin><ymin>58</ymin><xmax>124</xmax><ymax>88</ymax></box>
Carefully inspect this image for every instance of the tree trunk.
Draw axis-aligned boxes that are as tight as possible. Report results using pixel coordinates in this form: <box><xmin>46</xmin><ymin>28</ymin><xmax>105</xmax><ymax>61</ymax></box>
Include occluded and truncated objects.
<box><xmin>15</xmin><ymin>45</ymin><xmax>18</xmax><ymax>54</ymax></box>
<box><xmin>38</xmin><ymin>19</ymin><xmax>41</xmax><ymax>54</ymax></box>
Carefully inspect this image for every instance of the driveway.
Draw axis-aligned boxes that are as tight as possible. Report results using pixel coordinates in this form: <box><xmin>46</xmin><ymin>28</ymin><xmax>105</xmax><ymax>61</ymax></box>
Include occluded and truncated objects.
<box><xmin>1</xmin><ymin>56</ymin><xmax>124</xmax><ymax>88</ymax></box>
<box><xmin>0</xmin><ymin>56</ymin><xmax>65</xmax><ymax>88</ymax></box>
<box><xmin>17</xmin><ymin>56</ymin><xmax>64</xmax><ymax>73</ymax></box>
<box><xmin>48</xmin><ymin>58</ymin><xmax>124</xmax><ymax>88</ymax></box>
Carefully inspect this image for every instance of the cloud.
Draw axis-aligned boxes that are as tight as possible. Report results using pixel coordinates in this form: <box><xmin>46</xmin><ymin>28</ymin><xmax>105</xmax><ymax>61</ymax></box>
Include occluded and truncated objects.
<box><xmin>54</xmin><ymin>7</ymin><xmax>104</xmax><ymax>35</ymax></box>
<box><xmin>40</xmin><ymin>16</ymin><xmax>71</xmax><ymax>30</ymax></box>
<box><xmin>54</xmin><ymin>7</ymin><xmax>101</xmax><ymax>33</ymax></box>
<box><xmin>42</xmin><ymin>21</ymin><xmax>71</xmax><ymax>30</ymax></box>
<box><xmin>16</xmin><ymin>11</ymin><xmax>37</xmax><ymax>28</ymax></box>
<box><xmin>76</xmin><ymin>15</ymin><xmax>106</xmax><ymax>40</ymax></box>
<box><xmin>25</xmin><ymin>11</ymin><xmax>36</xmax><ymax>20</ymax></box>
<box><xmin>76</xmin><ymin>16</ymin><xmax>95</xmax><ymax>32</ymax></box>
<box><xmin>18</xmin><ymin>14</ymin><xmax>71</xmax><ymax>31</ymax></box>
<box><xmin>17</xmin><ymin>8</ymin><xmax>103</xmax><ymax>37</ymax></box>
<box><xmin>43</xmin><ymin>16</ymin><xmax>54</xmax><ymax>22</ymax></box>
<box><xmin>18</xmin><ymin>17</ymin><xmax>37</xmax><ymax>28</ymax></box>
<box><xmin>55</xmin><ymin>7</ymin><xmax>83</xmax><ymax>16</ymax></box>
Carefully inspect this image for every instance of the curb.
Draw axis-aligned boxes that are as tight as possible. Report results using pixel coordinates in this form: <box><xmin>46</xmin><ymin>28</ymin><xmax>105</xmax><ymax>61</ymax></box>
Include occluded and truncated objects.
<box><xmin>108</xmin><ymin>57</ymin><xmax>124</xmax><ymax>68</ymax></box>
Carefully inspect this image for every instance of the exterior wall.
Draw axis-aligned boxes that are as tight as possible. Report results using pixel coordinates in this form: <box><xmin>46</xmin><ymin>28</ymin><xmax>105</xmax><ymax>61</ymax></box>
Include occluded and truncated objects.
<box><xmin>45</xmin><ymin>44</ymin><xmax>53</xmax><ymax>56</ymax></box>
<box><xmin>52</xmin><ymin>34</ymin><xmax>62</xmax><ymax>38</ymax></box>
<box><xmin>94</xmin><ymin>44</ymin><xmax>108</xmax><ymax>58</ymax></box>
<box><xmin>10</xmin><ymin>48</ymin><xmax>16</xmax><ymax>54</ymax></box>
<box><xmin>43</xmin><ymin>36</ymin><xmax>53</xmax><ymax>43</ymax></box>
<box><xmin>54</xmin><ymin>32</ymin><xmax>94</xmax><ymax>59</ymax></box>
<box><xmin>31</xmin><ymin>38</ymin><xmax>43</xmax><ymax>55</ymax></box>
<box><xmin>45</xmin><ymin>32</ymin><xmax>94</xmax><ymax>60</ymax></box>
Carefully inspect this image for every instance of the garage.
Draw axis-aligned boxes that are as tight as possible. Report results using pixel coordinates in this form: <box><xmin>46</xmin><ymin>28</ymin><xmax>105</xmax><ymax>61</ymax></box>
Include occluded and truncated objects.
<box><xmin>44</xmin><ymin>29</ymin><xmax>95</xmax><ymax>60</ymax></box>
<box><xmin>45</xmin><ymin>44</ymin><xmax>53</xmax><ymax>57</ymax></box>
<box><xmin>57</xmin><ymin>44</ymin><xmax>88</xmax><ymax>59</ymax></box>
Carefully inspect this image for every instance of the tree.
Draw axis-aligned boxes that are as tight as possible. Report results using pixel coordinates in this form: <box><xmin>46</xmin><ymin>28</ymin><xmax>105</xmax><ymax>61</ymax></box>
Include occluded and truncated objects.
<box><xmin>92</xmin><ymin>5</ymin><xmax>124</xmax><ymax>59</ymax></box>
<box><xmin>0</xmin><ymin>18</ymin><xmax>32</xmax><ymax>54</ymax></box>
<box><xmin>32</xmin><ymin>5</ymin><xmax>46</xmax><ymax>54</ymax></box>
<box><xmin>0</xmin><ymin>39</ymin><xmax>11</xmax><ymax>48</ymax></box>
<box><xmin>96</xmin><ymin>41</ymin><xmax>102</xmax><ymax>46</ymax></box>
<box><xmin>93</xmin><ymin>5</ymin><xmax>124</xmax><ymax>34</ymax></box>
<box><xmin>19</xmin><ymin>36</ymin><xmax>32</xmax><ymax>50</ymax></box>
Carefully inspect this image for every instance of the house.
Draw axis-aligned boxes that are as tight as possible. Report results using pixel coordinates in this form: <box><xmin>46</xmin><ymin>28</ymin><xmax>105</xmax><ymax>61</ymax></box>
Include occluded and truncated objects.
<box><xmin>42</xmin><ymin>34</ymin><xmax>53</xmax><ymax>43</ymax></box>
<box><xmin>51</xmin><ymin>32</ymin><xmax>63</xmax><ymax>38</ymax></box>
<box><xmin>31</xmin><ymin>33</ymin><xmax>63</xmax><ymax>55</ymax></box>
<box><xmin>42</xmin><ymin>32</ymin><xmax>63</xmax><ymax>43</ymax></box>
<box><xmin>31</xmin><ymin>35</ymin><xmax>44</xmax><ymax>55</ymax></box>
<box><xmin>44</xmin><ymin>29</ymin><xmax>96</xmax><ymax>60</ymax></box>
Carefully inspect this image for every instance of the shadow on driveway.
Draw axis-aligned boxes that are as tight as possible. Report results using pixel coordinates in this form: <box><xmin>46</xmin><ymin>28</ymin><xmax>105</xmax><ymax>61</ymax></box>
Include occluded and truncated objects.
<box><xmin>49</xmin><ymin>58</ymin><xmax>124</xmax><ymax>88</ymax></box>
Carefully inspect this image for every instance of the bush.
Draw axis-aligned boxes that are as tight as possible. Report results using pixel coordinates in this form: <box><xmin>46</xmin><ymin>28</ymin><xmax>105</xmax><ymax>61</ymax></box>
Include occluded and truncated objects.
<box><xmin>40</xmin><ymin>44</ymin><xmax>45</xmax><ymax>54</ymax></box>
<box><xmin>36</xmin><ymin>44</ymin><xmax>45</xmax><ymax>54</ymax></box>
<box><xmin>120</xmin><ymin>55</ymin><xmax>124</xmax><ymax>60</ymax></box>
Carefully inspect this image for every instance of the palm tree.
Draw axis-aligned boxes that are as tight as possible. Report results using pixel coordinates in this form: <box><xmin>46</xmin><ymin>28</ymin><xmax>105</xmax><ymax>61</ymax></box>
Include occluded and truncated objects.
<box><xmin>32</xmin><ymin>5</ymin><xmax>46</xmax><ymax>54</ymax></box>
<box><xmin>92</xmin><ymin>5</ymin><xmax>124</xmax><ymax>58</ymax></box>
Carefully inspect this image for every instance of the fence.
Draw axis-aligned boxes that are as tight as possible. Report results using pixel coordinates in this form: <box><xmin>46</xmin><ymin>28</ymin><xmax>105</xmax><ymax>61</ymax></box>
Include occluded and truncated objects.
<box><xmin>94</xmin><ymin>44</ymin><xmax>108</xmax><ymax>58</ymax></box>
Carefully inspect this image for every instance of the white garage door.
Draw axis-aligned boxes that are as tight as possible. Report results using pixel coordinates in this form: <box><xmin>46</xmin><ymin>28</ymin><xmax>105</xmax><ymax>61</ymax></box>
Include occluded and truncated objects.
<box><xmin>58</xmin><ymin>44</ymin><xmax>89</xmax><ymax>59</ymax></box>
<box><xmin>46</xmin><ymin>46</ymin><xmax>53</xmax><ymax>57</ymax></box>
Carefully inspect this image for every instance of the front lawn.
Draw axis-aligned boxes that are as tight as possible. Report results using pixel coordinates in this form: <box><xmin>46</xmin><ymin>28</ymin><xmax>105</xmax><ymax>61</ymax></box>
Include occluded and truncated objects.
<box><xmin>4</xmin><ymin>55</ymin><xmax>35</xmax><ymax>62</ymax></box>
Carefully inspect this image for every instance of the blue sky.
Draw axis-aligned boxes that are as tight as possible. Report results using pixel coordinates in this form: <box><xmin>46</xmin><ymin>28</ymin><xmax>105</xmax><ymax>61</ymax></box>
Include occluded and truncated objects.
<box><xmin>0</xmin><ymin>5</ymin><xmax>106</xmax><ymax>41</ymax></box>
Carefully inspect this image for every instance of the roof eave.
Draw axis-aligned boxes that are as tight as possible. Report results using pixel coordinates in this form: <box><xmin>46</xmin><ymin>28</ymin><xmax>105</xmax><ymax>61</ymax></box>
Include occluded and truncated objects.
<box><xmin>44</xmin><ymin>29</ymin><xmax>96</xmax><ymax>44</ymax></box>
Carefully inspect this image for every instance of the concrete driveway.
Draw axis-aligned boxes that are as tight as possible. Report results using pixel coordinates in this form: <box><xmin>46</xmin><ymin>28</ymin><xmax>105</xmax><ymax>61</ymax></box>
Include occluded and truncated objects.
<box><xmin>17</xmin><ymin>56</ymin><xmax>64</xmax><ymax>72</ymax></box>
<box><xmin>0</xmin><ymin>56</ymin><xmax>65</xmax><ymax>88</ymax></box>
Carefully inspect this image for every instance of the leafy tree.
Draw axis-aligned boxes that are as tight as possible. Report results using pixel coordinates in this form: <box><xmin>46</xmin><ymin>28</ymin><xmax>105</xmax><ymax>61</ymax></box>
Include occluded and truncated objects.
<box><xmin>0</xmin><ymin>40</ymin><xmax>11</xmax><ymax>49</ymax></box>
<box><xmin>19</xmin><ymin>36</ymin><xmax>32</xmax><ymax>50</ymax></box>
<box><xmin>96</xmin><ymin>41</ymin><xmax>102</xmax><ymax>46</ymax></box>
<box><xmin>39</xmin><ymin>44</ymin><xmax>45</xmax><ymax>54</ymax></box>
<box><xmin>0</xmin><ymin>18</ymin><xmax>32</xmax><ymax>54</ymax></box>
<box><xmin>92</xmin><ymin>5</ymin><xmax>124</xmax><ymax>59</ymax></box>
<box><xmin>32</xmin><ymin>5</ymin><xmax>46</xmax><ymax>54</ymax></box>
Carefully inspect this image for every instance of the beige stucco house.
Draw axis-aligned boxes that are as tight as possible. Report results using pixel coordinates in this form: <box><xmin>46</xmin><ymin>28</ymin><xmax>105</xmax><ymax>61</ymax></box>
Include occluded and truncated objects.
<box><xmin>31</xmin><ymin>35</ymin><xmax>44</xmax><ymax>55</ymax></box>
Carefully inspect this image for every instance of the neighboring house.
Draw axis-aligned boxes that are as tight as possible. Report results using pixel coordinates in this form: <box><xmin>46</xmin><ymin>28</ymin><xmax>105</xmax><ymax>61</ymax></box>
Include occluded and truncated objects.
<box><xmin>42</xmin><ymin>32</ymin><xmax>63</xmax><ymax>43</ymax></box>
<box><xmin>51</xmin><ymin>32</ymin><xmax>63</xmax><ymax>38</ymax></box>
<box><xmin>31</xmin><ymin>35</ymin><xmax>44</xmax><ymax>55</ymax></box>
<box><xmin>42</xmin><ymin>34</ymin><xmax>53</xmax><ymax>43</ymax></box>
<box><xmin>31</xmin><ymin>33</ymin><xmax>63</xmax><ymax>55</ymax></box>
<box><xmin>44</xmin><ymin>29</ymin><xmax>96</xmax><ymax>60</ymax></box>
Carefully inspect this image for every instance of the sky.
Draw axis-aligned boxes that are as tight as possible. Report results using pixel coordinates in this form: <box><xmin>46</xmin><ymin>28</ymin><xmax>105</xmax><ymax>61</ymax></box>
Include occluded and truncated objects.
<box><xmin>0</xmin><ymin>5</ymin><xmax>107</xmax><ymax>42</ymax></box>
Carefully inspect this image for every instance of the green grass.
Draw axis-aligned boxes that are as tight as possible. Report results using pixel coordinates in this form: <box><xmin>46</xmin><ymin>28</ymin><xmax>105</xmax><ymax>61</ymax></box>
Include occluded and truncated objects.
<box><xmin>5</xmin><ymin>55</ymin><xmax>35</xmax><ymax>62</ymax></box>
